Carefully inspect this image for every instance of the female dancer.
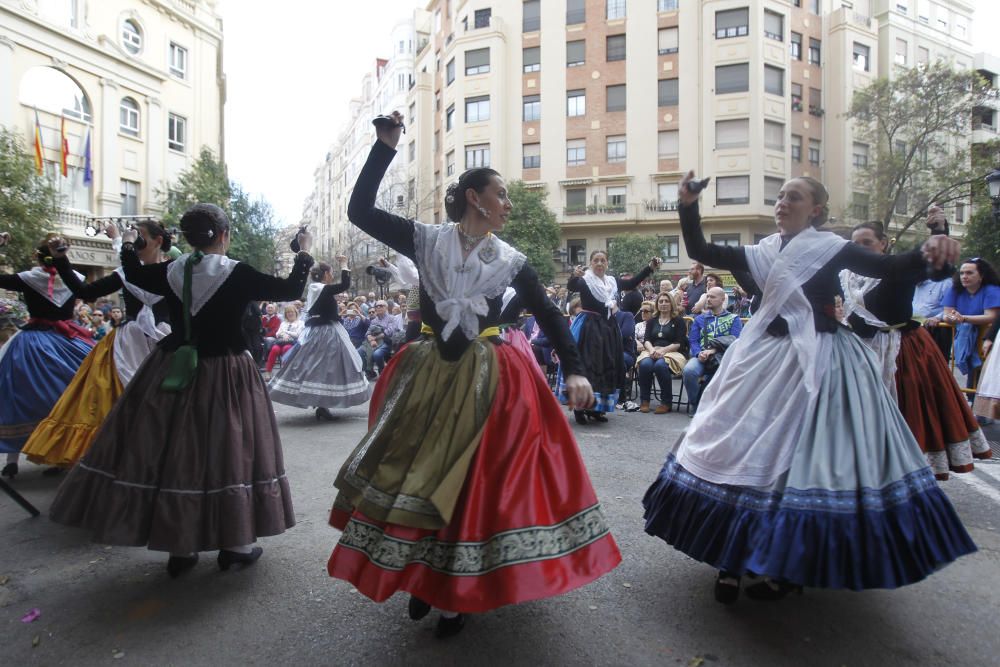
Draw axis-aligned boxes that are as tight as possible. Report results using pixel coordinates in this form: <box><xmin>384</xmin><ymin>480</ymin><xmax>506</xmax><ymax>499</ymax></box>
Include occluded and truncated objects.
<box><xmin>327</xmin><ymin>112</ymin><xmax>620</xmax><ymax>638</ymax></box>
<box><xmin>564</xmin><ymin>251</ymin><xmax>659</xmax><ymax>424</ymax></box>
<box><xmin>269</xmin><ymin>256</ymin><xmax>372</xmax><ymax>421</ymax></box>
<box><xmin>840</xmin><ymin>221</ymin><xmax>990</xmax><ymax>479</ymax></box>
<box><xmin>50</xmin><ymin>204</ymin><xmax>313</xmax><ymax>576</ymax></box>
<box><xmin>0</xmin><ymin>235</ymin><xmax>93</xmax><ymax>478</ymax></box>
<box><xmin>643</xmin><ymin>173</ymin><xmax>975</xmax><ymax>603</ymax></box>
<box><xmin>23</xmin><ymin>223</ymin><xmax>171</xmax><ymax>467</ymax></box>
<box><xmin>637</xmin><ymin>292</ymin><xmax>688</xmax><ymax>414</ymax></box>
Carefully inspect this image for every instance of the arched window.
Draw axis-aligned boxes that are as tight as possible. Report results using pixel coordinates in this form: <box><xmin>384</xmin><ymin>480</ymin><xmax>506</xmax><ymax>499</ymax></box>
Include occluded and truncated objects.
<box><xmin>18</xmin><ymin>66</ymin><xmax>92</xmax><ymax>123</ymax></box>
<box><xmin>122</xmin><ymin>19</ymin><xmax>142</xmax><ymax>54</ymax></box>
<box><xmin>120</xmin><ymin>97</ymin><xmax>140</xmax><ymax>136</ymax></box>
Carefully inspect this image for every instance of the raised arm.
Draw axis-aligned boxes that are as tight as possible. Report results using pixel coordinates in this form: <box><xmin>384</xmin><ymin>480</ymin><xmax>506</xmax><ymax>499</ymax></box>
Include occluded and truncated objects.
<box><xmin>679</xmin><ymin>201</ymin><xmax>750</xmax><ymax>273</ymax></box>
<box><xmin>619</xmin><ymin>265</ymin><xmax>654</xmax><ymax>291</ymax></box>
<box><xmin>243</xmin><ymin>252</ymin><xmax>315</xmax><ymax>302</ymax></box>
<box><xmin>120</xmin><ymin>244</ymin><xmax>170</xmax><ymax>294</ymax></box>
<box><xmin>0</xmin><ymin>273</ymin><xmax>25</xmax><ymax>291</ymax></box>
<box><xmin>512</xmin><ymin>264</ymin><xmax>584</xmax><ymax>378</ymax></box>
<box><xmin>347</xmin><ymin>141</ymin><xmax>416</xmax><ymax>260</ymax></box>
<box><xmin>53</xmin><ymin>256</ymin><xmax>123</xmax><ymax>301</ymax></box>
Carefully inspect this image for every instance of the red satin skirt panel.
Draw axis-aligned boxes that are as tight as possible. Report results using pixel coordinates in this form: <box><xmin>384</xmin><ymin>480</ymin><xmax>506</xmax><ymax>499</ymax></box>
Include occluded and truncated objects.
<box><xmin>328</xmin><ymin>340</ymin><xmax>621</xmax><ymax>613</ymax></box>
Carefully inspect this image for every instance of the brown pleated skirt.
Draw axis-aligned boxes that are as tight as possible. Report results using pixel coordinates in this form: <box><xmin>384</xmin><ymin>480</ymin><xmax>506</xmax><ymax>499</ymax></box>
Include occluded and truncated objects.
<box><xmin>50</xmin><ymin>349</ymin><xmax>295</xmax><ymax>553</ymax></box>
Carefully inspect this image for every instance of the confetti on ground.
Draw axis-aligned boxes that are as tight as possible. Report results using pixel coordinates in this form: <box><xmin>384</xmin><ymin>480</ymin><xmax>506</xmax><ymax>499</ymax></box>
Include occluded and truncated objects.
<box><xmin>623</xmin><ymin>583</ymin><xmax>632</xmax><ymax>588</ymax></box>
<box><xmin>113</xmin><ymin>649</ymin><xmax>126</xmax><ymax>659</ymax></box>
<box><xmin>21</xmin><ymin>608</ymin><xmax>41</xmax><ymax>623</ymax></box>
<box><xmin>588</xmin><ymin>605</ymin><xmax>598</xmax><ymax>611</ymax></box>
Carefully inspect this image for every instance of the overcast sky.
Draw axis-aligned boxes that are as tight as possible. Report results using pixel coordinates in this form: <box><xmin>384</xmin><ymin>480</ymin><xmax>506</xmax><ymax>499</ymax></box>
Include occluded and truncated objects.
<box><xmin>220</xmin><ymin>0</ymin><xmax>1000</xmax><ymax>228</ymax></box>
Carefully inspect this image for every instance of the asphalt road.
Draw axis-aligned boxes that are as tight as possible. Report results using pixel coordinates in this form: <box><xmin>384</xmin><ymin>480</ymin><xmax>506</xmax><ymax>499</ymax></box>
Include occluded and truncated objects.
<box><xmin>2</xmin><ymin>397</ymin><xmax>999</xmax><ymax>666</ymax></box>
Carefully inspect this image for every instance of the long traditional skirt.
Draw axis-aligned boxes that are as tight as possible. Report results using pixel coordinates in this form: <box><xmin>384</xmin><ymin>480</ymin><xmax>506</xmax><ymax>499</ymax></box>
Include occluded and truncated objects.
<box><xmin>23</xmin><ymin>329</ymin><xmax>124</xmax><ymax>466</ymax></box>
<box><xmin>558</xmin><ymin>312</ymin><xmax>622</xmax><ymax>412</ymax></box>
<box><xmin>269</xmin><ymin>321</ymin><xmax>371</xmax><ymax>409</ymax></box>
<box><xmin>974</xmin><ymin>346</ymin><xmax>1000</xmax><ymax>420</ymax></box>
<box><xmin>643</xmin><ymin>327</ymin><xmax>976</xmax><ymax>590</ymax></box>
<box><xmin>328</xmin><ymin>338</ymin><xmax>621</xmax><ymax>613</ymax></box>
<box><xmin>894</xmin><ymin>327</ymin><xmax>991</xmax><ymax>478</ymax></box>
<box><xmin>0</xmin><ymin>328</ymin><xmax>93</xmax><ymax>453</ymax></box>
<box><xmin>50</xmin><ymin>349</ymin><xmax>294</xmax><ymax>553</ymax></box>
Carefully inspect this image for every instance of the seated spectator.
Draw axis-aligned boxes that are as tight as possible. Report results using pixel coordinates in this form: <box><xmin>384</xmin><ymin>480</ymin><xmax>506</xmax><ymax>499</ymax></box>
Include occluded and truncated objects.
<box><xmin>634</xmin><ymin>300</ymin><xmax>655</xmax><ymax>349</ymax></box>
<box><xmin>366</xmin><ymin>300</ymin><xmax>401</xmax><ymax>373</ymax></box>
<box><xmin>264</xmin><ymin>305</ymin><xmax>303</xmax><ymax>376</ymax></box>
<box><xmin>683</xmin><ymin>287</ymin><xmax>743</xmax><ymax>412</ymax></box>
<box><xmin>916</xmin><ymin>272</ymin><xmax>958</xmax><ymax>362</ymax></box>
<box><xmin>637</xmin><ymin>293</ymin><xmax>689</xmax><ymax>414</ymax></box>
<box><xmin>672</xmin><ymin>278</ymin><xmax>690</xmax><ymax>314</ymax></box>
<box><xmin>261</xmin><ymin>302</ymin><xmax>281</xmax><ymax>359</ymax></box>
<box><xmin>619</xmin><ymin>272</ymin><xmax>643</xmax><ymax>317</ymax></box>
<box><xmin>942</xmin><ymin>257</ymin><xmax>1000</xmax><ymax>385</ymax></box>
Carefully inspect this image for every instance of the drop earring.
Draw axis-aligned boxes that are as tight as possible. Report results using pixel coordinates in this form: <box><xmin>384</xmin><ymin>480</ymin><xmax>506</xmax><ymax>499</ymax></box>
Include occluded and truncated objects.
<box><xmin>478</xmin><ymin>206</ymin><xmax>488</xmax><ymax>217</ymax></box>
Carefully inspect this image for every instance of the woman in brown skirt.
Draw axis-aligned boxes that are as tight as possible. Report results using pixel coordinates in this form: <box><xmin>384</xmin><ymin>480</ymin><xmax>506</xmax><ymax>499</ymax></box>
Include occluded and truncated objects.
<box><xmin>50</xmin><ymin>204</ymin><xmax>314</xmax><ymax>577</ymax></box>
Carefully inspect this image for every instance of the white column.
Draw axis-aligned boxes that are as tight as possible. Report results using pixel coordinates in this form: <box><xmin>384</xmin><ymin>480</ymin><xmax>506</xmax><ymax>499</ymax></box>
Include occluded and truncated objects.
<box><xmin>0</xmin><ymin>36</ymin><xmax>15</xmax><ymax>130</ymax></box>
<box><xmin>144</xmin><ymin>96</ymin><xmax>164</xmax><ymax>215</ymax></box>
<box><xmin>97</xmin><ymin>78</ymin><xmax>120</xmax><ymax>216</ymax></box>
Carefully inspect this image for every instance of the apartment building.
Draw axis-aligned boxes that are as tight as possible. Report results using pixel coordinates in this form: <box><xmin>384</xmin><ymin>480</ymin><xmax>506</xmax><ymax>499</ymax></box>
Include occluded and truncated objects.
<box><xmin>0</xmin><ymin>0</ymin><xmax>225</xmax><ymax>276</ymax></box>
<box><xmin>306</xmin><ymin>0</ymin><xmax>978</xmax><ymax>282</ymax></box>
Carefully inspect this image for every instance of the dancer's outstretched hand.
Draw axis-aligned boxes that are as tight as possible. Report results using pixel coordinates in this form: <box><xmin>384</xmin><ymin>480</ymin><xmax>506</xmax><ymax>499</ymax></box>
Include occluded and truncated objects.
<box><xmin>564</xmin><ymin>374</ymin><xmax>595</xmax><ymax>410</ymax></box>
<box><xmin>376</xmin><ymin>110</ymin><xmax>405</xmax><ymax>150</ymax></box>
<box><xmin>921</xmin><ymin>235</ymin><xmax>959</xmax><ymax>269</ymax></box>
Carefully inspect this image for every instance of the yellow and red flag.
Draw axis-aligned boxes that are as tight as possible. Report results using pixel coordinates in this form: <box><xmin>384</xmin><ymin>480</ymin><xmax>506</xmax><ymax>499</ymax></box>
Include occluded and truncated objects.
<box><xmin>60</xmin><ymin>115</ymin><xmax>69</xmax><ymax>177</ymax></box>
<box><xmin>33</xmin><ymin>109</ymin><xmax>44</xmax><ymax>175</ymax></box>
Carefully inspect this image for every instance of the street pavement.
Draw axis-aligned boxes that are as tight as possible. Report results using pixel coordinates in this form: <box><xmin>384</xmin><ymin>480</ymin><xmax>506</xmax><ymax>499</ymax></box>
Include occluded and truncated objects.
<box><xmin>2</xmin><ymin>398</ymin><xmax>1000</xmax><ymax>666</ymax></box>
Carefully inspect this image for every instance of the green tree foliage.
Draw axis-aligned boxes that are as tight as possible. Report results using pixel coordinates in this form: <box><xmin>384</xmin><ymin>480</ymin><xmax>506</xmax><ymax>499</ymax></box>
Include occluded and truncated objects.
<box><xmin>160</xmin><ymin>147</ymin><xmax>279</xmax><ymax>272</ymax></box>
<box><xmin>962</xmin><ymin>205</ymin><xmax>1000</xmax><ymax>269</ymax></box>
<box><xmin>0</xmin><ymin>126</ymin><xmax>58</xmax><ymax>270</ymax></box>
<box><xmin>847</xmin><ymin>61</ymin><xmax>997</xmax><ymax>236</ymax></box>
<box><xmin>495</xmin><ymin>180</ymin><xmax>561</xmax><ymax>284</ymax></box>
<box><xmin>607</xmin><ymin>233</ymin><xmax>663</xmax><ymax>277</ymax></box>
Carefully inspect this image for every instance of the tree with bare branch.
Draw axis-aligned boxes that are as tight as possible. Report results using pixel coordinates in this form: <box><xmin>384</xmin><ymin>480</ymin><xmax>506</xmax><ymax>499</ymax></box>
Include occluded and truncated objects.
<box><xmin>847</xmin><ymin>61</ymin><xmax>999</xmax><ymax>241</ymax></box>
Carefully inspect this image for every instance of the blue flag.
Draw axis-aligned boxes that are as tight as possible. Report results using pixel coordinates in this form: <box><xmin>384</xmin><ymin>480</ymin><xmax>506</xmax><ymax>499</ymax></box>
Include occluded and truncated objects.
<box><xmin>82</xmin><ymin>129</ymin><xmax>93</xmax><ymax>185</ymax></box>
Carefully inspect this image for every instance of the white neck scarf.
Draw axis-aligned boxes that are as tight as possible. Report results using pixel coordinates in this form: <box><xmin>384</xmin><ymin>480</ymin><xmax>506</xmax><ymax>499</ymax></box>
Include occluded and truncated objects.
<box><xmin>742</xmin><ymin>229</ymin><xmax>848</xmax><ymax>392</ymax></box>
<box><xmin>114</xmin><ymin>267</ymin><xmax>165</xmax><ymax>338</ymax></box>
<box><xmin>414</xmin><ymin>222</ymin><xmax>526</xmax><ymax>340</ymax></box>
<box><xmin>582</xmin><ymin>269</ymin><xmax>618</xmax><ymax>316</ymax></box>
<box><xmin>18</xmin><ymin>267</ymin><xmax>83</xmax><ymax>307</ymax></box>
<box><xmin>166</xmin><ymin>253</ymin><xmax>240</xmax><ymax>316</ymax></box>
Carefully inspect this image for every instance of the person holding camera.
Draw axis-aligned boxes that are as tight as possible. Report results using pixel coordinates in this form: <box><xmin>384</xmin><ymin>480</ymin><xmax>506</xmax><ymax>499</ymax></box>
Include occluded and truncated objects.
<box><xmin>326</xmin><ymin>111</ymin><xmax>618</xmax><ymax>638</ymax></box>
<box><xmin>643</xmin><ymin>172</ymin><xmax>974</xmax><ymax>604</ymax></box>
<box><xmin>50</xmin><ymin>204</ymin><xmax>314</xmax><ymax>578</ymax></box>
<box><xmin>22</xmin><ymin>222</ymin><xmax>173</xmax><ymax>469</ymax></box>
<box><xmin>0</xmin><ymin>233</ymin><xmax>95</xmax><ymax>479</ymax></box>
<box><xmin>269</xmin><ymin>256</ymin><xmax>372</xmax><ymax>421</ymax></box>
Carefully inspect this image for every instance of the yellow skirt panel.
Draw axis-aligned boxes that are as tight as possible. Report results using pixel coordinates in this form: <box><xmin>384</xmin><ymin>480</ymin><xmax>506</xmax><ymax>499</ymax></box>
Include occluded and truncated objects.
<box><xmin>23</xmin><ymin>329</ymin><xmax>124</xmax><ymax>466</ymax></box>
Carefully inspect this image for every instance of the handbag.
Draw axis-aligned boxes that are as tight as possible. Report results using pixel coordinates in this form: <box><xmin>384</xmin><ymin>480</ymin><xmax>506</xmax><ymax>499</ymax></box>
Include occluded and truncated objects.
<box><xmin>161</xmin><ymin>251</ymin><xmax>203</xmax><ymax>392</ymax></box>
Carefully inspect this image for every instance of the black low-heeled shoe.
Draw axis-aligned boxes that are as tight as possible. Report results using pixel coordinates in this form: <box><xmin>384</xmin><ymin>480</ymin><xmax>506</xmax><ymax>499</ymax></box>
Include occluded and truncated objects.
<box><xmin>434</xmin><ymin>614</ymin><xmax>465</xmax><ymax>639</ymax></box>
<box><xmin>743</xmin><ymin>578</ymin><xmax>802</xmax><ymax>601</ymax></box>
<box><xmin>588</xmin><ymin>411</ymin><xmax>608</xmax><ymax>423</ymax></box>
<box><xmin>42</xmin><ymin>466</ymin><xmax>64</xmax><ymax>477</ymax></box>
<box><xmin>714</xmin><ymin>571</ymin><xmax>741</xmax><ymax>605</ymax></box>
<box><xmin>1</xmin><ymin>462</ymin><xmax>17</xmax><ymax>478</ymax></box>
<box><xmin>315</xmin><ymin>407</ymin><xmax>337</xmax><ymax>422</ymax></box>
<box><xmin>408</xmin><ymin>595</ymin><xmax>431</xmax><ymax>620</ymax></box>
<box><xmin>217</xmin><ymin>547</ymin><xmax>263</xmax><ymax>571</ymax></box>
<box><xmin>166</xmin><ymin>554</ymin><xmax>199</xmax><ymax>578</ymax></box>
<box><xmin>573</xmin><ymin>410</ymin><xmax>588</xmax><ymax>425</ymax></box>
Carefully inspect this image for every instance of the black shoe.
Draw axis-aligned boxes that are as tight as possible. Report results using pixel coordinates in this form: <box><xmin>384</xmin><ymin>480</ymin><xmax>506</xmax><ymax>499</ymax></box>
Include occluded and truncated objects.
<box><xmin>315</xmin><ymin>407</ymin><xmax>337</xmax><ymax>422</ymax></box>
<box><xmin>166</xmin><ymin>554</ymin><xmax>199</xmax><ymax>578</ymax></box>
<box><xmin>574</xmin><ymin>410</ymin><xmax>588</xmax><ymax>425</ymax></box>
<box><xmin>408</xmin><ymin>595</ymin><xmax>431</xmax><ymax>620</ymax></box>
<box><xmin>743</xmin><ymin>578</ymin><xmax>802</xmax><ymax>601</ymax></box>
<box><xmin>434</xmin><ymin>614</ymin><xmax>465</xmax><ymax>639</ymax></box>
<box><xmin>42</xmin><ymin>466</ymin><xmax>64</xmax><ymax>477</ymax></box>
<box><xmin>217</xmin><ymin>547</ymin><xmax>263</xmax><ymax>571</ymax></box>
<box><xmin>365</xmin><ymin>370</ymin><xmax>377</xmax><ymax>381</ymax></box>
<box><xmin>714</xmin><ymin>571</ymin><xmax>741</xmax><ymax>605</ymax></box>
<box><xmin>588</xmin><ymin>411</ymin><xmax>608</xmax><ymax>423</ymax></box>
<box><xmin>1</xmin><ymin>462</ymin><xmax>17</xmax><ymax>478</ymax></box>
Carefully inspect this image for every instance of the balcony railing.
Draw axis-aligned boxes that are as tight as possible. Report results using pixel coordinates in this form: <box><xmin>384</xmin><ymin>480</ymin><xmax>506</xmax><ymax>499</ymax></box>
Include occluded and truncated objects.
<box><xmin>564</xmin><ymin>203</ymin><xmax>627</xmax><ymax>216</ymax></box>
<box><xmin>643</xmin><ymin>200</ymin><xmax>679</xmax><ymax>213</ymax></box>
<box><xmin>808</xmin><ymin>105</ymin><xmax>825</xmax><ymax>117</ymax></box>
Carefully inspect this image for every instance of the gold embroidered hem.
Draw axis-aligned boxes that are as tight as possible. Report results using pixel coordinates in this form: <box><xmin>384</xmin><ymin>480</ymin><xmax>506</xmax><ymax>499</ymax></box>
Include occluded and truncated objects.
<box><xmin>334</xmin><ymin>339</ymin><xmax>498</xmax><ymax>530</ymax></box>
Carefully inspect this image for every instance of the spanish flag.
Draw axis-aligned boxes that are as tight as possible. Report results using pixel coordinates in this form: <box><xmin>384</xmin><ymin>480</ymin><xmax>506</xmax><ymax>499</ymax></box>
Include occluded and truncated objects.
<box><xmin>33</xmin><ymin>109</ymin><xmax>43</xmax><ymax>175</ymax></box>
<box><xmin>60</xmin><ymin>115</ymin><xmax>69</xmax><ymax>177</ymax></box>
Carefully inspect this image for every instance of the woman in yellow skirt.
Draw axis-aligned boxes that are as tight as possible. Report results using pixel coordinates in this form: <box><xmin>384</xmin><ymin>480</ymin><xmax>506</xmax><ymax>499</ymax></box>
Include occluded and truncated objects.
<box><xmin>22</xmin><ymin>223</ymin><xmax>172</xmax><ymax>467</ymax></box>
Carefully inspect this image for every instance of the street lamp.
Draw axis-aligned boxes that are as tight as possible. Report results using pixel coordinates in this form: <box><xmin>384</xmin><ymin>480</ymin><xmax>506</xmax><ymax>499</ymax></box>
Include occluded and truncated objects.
<box><xmin>986</xmin><ymin>168</ymin><xmax>1000</xmax><ymax>222</ymax></box>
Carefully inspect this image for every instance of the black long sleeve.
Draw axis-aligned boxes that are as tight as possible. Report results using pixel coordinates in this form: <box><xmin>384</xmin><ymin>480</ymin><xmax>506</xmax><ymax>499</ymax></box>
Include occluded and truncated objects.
<box><xmin>347</xmin><ymin>141</ymin><xmax>416</xmax><ymax>261</ymax></box>
<box><xmin>512</xmin><ymin>265</ymin><xmax>584</xmax><ymax>377</ymax></box>
<box><xmin>308</xmin><ymin>270</ymin><xmax>351</xmax><ymax>320</ymax></box>
<box><xmin>679</xmin><ymin>202</ymin><xmax>750</xmax><ymax>272</ymax></box>
<box><xmin>0</xmin><ymin>273</ymin><xmax>24</xmax><ymax>291</ymax></box>
<box><xmin>0</xmin><ymin>271</ymin><xmax>75</xmax><ymax>320</ymax></box>
<box><xmin>619</xmin><ymin>266</ymin><xmax>653</xmax><ymax>291</ymax></box>
<box><xmin>55</xmin><ymin>258</ymin><xmax>124</xmax><ymax>302</ymax></box>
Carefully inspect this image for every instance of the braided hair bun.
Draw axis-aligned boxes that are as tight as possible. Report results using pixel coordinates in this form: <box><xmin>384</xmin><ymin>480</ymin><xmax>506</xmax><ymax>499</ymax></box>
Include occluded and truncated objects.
<box><xmin>444</xmin><ymin>167</ymin><xmax>501</xmax><ymax>222</ymax></box>
<box><xmin>180</xmin><ymin>203</ymin><xmax>230</xmax><ymax>249</ymax></box>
